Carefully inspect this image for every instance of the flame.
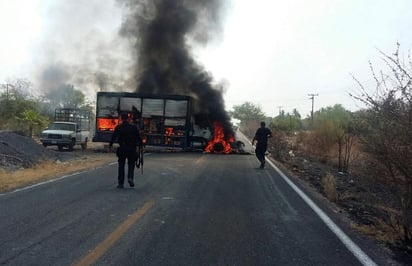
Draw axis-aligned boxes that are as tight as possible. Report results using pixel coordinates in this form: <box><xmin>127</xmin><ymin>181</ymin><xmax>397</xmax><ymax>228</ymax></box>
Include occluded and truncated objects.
<box><xmin>164</xmin><ymin>127</ymin><xmax>185</xmax><ymax>145</ymax></box>
<box><xmin>97</xmin><ymin>113</ymin><xmax>135</xmax><ymax>132</ymax></box>
<box><xmin>205</xmin><ymin>121</ymin><xmax>234</xmax><ymax>154</ymax></box>
<box><xmin>165</xmin><ymin>127</ymin><xmax>174</xmax><ymax>136</ymax></box>
<box><xmin>164</xmin><ymin>127</ymin><xmax>173</xmax><ymax>145</ymax></box>
<box><xmin>97</xmin><ymin>118</ymin><xmax>119</xmax><ymax>131</ymax></box>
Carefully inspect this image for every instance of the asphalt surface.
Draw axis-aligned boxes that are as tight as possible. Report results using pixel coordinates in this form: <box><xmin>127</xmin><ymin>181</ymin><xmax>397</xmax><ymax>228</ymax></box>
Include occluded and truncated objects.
<box><xmin>0</xmin><ymin>140</ymin><xmax>397</xmax><ymax>265</ymax></box>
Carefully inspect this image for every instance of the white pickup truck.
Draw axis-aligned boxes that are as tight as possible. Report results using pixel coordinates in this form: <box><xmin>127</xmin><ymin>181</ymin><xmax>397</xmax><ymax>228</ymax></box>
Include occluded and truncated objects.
<box><xmin>40</xmin><ymin>108</ymin><xmax>90</xmax><ymax>151</ymax></box>
<box><xmin>40</xmin><ymin>121</ymin><xmax>89</xmax><ymax>151</ymax></box>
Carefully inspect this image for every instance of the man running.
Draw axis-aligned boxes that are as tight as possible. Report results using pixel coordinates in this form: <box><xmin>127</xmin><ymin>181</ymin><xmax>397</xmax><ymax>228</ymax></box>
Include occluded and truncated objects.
<box><xmin>252</xmin><ymin>121</ymin><xmax>272</xmax><ymax>169</ymax></box>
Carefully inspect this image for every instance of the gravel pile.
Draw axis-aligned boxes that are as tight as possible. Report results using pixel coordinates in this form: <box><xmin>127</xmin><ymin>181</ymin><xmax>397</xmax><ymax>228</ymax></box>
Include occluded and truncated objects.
<box><xmin>0</xmin><ymin>131</ymin><xmax>58</xmax><ymax>171</ymax></box>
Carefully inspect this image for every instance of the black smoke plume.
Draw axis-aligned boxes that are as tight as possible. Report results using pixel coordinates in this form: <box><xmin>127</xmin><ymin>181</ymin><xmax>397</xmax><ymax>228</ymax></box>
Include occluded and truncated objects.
<box><xmin>118</xmin><ymin>0</ymin><xmax>234</xmax><ymax>139</ymax></box>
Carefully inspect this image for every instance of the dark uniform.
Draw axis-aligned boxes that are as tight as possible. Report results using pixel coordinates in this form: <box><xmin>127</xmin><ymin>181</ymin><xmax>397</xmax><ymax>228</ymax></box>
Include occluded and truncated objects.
<box><xmin>253</xmin><ymin>121</ymin><xmax>272</xmax><ymax>169</ymax></box>
<box><xmin>109</xmin><ymin>114</ymin><xmax>142</xmax><ymax>188</ymax></box>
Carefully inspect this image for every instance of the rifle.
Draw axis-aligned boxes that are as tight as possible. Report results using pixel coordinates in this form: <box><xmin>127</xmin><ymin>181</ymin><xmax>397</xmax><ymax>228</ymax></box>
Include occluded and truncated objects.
<box><xmin>132</xmin><ymin>105</ymin><xmax>143</xmax><ymax>174</ymax></box>
<box><xmin>135</xmin><ymin>144</ymin><xmax>144</xmax><ymax>174</ymax></box>
<box><xmin>139</xmin><ymin>144</ymin><xmax>144</xmax><ymax>174</ymax></box>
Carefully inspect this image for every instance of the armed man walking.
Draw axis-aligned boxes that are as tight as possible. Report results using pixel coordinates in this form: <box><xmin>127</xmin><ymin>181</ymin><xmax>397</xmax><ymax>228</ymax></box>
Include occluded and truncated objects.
<box><xmin>109</xmin><ymin>113</ymin><xmax>142</xmax><ymax>188</ymax></box>
<box><xmin>252</xmin><ymin>121</ymin><xmax>272</xmax><ymax>169</ymax></box>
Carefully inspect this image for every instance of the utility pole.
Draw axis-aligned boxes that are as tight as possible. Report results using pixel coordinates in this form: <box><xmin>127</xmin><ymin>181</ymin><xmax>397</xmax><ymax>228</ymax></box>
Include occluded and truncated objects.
<box><xmin>308</xmin><ymin>93</ymin><xmax>318</xmax><ymax>128</ymax></box>
<box><xmin>277</xmin><ymin>106</ymin><xmax>283</xmax><ymax>116</ymax></box>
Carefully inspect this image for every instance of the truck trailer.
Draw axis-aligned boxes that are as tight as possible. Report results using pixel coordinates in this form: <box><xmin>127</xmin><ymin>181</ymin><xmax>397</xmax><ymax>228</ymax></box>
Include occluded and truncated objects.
<box><xmin>93</xmin><ymin>92</ymin><xmax>211</xmax><ymax>149</ymax></box>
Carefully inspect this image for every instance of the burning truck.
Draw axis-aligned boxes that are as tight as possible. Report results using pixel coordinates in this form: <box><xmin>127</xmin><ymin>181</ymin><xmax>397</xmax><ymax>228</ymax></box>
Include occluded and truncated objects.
<box><xmin>88</xmin><ymin>1</ymin><xmax>238</xmax><ymax>153</ymax></box>
<box><xmin>92</xmin><ymin>92</ymin><xmax>235</xmax><ymax>153</ymax></box>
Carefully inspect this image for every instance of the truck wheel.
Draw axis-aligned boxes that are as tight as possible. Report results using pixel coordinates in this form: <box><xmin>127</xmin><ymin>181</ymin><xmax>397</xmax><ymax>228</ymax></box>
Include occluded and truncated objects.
<box><xmin>68</xmin><ymin>139</ymin><xmax>75</xmax><ymax>151</ymax></box>
<box><xmin>42</xmin><ymin>143</ymin><xmax>47</xmax><ymax>148</ymax></box>
<box><xmin>58</xmin><ymin>145</ymin><xmax>64</xmax><ymax>151</ymax></box>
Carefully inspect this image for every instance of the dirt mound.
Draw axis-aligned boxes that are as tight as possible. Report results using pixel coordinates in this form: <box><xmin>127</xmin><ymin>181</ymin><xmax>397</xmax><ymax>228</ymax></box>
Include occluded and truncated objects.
<box><xmin>0</xmin><ymin>131</ymin><xmax>58</xmax><ymax>171</ymax></box>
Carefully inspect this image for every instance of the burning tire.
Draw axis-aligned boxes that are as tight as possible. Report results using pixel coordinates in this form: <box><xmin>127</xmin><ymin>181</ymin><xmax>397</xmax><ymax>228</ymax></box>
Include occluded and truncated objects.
<box><xmin>212</xmin><ymin>142</ymin><xmax>224</xmax><ymax>153</ymax></box>
<box><xmin>204</xmin><ymin>122</ymin><xmax>234</xmax><ymax>154</ymax></box>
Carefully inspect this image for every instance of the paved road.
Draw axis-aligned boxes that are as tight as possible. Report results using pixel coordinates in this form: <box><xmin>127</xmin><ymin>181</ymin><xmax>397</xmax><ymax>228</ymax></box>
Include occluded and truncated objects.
<box><xmin>0</xmin><ymin>143</ymin><xmax>394</xmax><ymax>265</ymax></box>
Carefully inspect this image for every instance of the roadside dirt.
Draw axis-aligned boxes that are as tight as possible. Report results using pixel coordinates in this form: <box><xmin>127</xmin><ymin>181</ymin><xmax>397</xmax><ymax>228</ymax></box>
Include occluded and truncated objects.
<box><xmin>0</xmin><ymin>133</ymin><xmax>115</xmax><ymax>192</ymax></box>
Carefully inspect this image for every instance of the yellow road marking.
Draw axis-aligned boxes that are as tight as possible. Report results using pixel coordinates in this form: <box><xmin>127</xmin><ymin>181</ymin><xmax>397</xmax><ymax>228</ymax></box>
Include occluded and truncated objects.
<box><xmin>74</xmin><ymin>200</ymin><xmax>155</xmax><ymax>266</ymax></box>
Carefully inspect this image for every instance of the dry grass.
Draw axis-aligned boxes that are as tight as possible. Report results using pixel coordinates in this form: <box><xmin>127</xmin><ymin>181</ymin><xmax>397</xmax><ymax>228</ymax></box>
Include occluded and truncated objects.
<box><xmin>0</xmin><ymin>153</ymin><xmax>115</xmax><ymax>193</ymax></box>
<box><xmin>352</xmin><ymin>218</ymin><xmax>400</xmax><ymax>244</ymax></box>
<box><xmin>351</xmin><ymin>204</ymin><xmax>401</xmax><ymax>245</ymax></box>
<box><xmin>322</xmin><ymin>172</ymin><xmax>338</xmax><ymax>202</ymax></box>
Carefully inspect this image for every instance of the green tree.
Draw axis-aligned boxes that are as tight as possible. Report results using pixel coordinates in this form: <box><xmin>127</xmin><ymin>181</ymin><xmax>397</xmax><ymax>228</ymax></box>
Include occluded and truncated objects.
<box><xmin>0</xmin><ymin>81</ymin><xmax>37</xmax><ymax>130</ymax></box>
<box><xmin>18</xmin><ymin>109</ymin><xmax>50</xmax><ymax>137</ymax></box>
<box><xmin>271</xmin><ymin>109</ymin><xmax>302</xmax><ymax>135</ymax></box>
<box><xmin>0</xmin><ymin>81</ymin><xmax>50</xmax><ymax>137</ymax></box>
<box><xmin>314</xmin><ymin>104</ymin><xmax>353</xmax><ymax>172</ymax></box>
<box><xmin>229</xmin><ymin>102</ymin><xmax>265</xmax><ymax>124</ymax></box>
<box><xmin>229</xmin><ymin>102</ymin><xmax>266</xmax><ymax>138</ymax></box>
<box><xmin>44</xmin><ymin>84</ymin><xmax>86</xmax><ymax>110</ymax></box>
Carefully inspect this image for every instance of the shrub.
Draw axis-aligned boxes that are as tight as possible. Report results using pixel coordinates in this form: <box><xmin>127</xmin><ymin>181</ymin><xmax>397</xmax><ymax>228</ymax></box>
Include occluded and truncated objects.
<box><xmin>322</xmin><ymin>172</ymin><xmax>338</xmax><ymax>202</ymax></box>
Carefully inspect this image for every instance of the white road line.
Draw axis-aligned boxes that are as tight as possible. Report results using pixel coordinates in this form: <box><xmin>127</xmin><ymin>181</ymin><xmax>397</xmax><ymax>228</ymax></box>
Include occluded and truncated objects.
<box><xmin>266</xmin><ymin>159</ymin><xmax>377</xmax><ymax>266</ymax></box>
<box><xmin>0</xmin><ymin>172</ymin><xmax>81</xmax><ymax>197</ymax></box>
<box><xmin>240</xmin><ymin>129</ymin><xmax>377</xmax><ymax>266</ymax></box>
<box><xmin>0</xmin><ymin>162</ymin><xmax>117</xmax><ymax>197</ymax></box>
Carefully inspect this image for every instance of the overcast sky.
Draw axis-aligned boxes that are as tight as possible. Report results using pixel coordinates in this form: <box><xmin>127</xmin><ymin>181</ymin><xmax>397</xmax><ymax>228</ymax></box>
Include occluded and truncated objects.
<box><xmin>1</xmin><ymin>0</ymin><xmax>412</xmax><ymax>117</ymax></box>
